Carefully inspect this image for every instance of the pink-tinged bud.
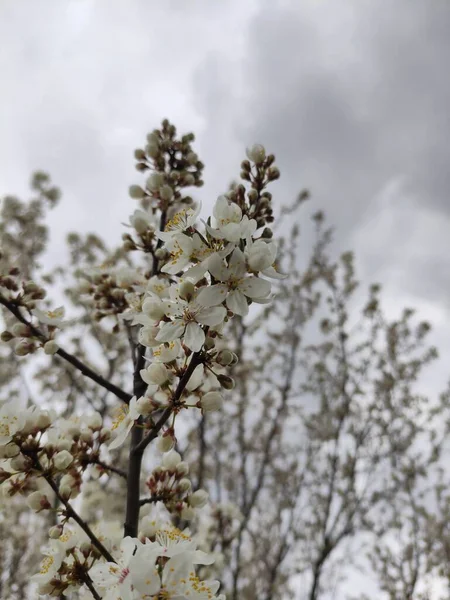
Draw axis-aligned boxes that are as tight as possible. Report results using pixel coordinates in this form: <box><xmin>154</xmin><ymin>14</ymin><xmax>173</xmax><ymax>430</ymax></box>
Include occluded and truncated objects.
<box><xmin>11</xmin><ymin>323</ymin><xmax>31</xmax><ymax>337</ymax></box>
<box><xmin>188</xmin><ymin>489</ymin><xmax>209</xmax><ymax>508</ymax></box>
<box><xmin>27</xmin><ymin>491</ymin><xmax>51</xmax><ymax>512</ymax></box>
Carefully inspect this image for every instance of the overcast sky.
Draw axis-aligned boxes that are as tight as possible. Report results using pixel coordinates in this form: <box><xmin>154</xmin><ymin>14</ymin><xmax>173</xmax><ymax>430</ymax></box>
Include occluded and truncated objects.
<box><xmin>1</xmin><ymin>1</ymin><xmax>449</xmax><ymax>596</ymax></box>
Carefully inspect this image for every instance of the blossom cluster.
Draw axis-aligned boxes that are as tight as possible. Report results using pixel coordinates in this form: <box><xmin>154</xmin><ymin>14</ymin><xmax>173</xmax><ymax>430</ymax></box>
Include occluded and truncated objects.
<box><xmin>0</xmin><ymin>119</ymin><xmax>282</xmax><ymax>599</ymax></box>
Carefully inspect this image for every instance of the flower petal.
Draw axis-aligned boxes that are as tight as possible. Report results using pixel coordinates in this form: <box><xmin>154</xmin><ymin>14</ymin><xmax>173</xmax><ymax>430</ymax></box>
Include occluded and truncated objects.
<box><xmin>226</xmin><ymin>290</ymin><xmax>248</xmax><ymax>316</ymax></box>
<box><xmin>240</xmin><ymin>276</ymin><xmax>271</xmax><ymax>299</ymax></box>
<box><xmin>184</xmin><ymin>322</ymin><xmax>205</xmax><ymax>352</ymax></box>
<box><xmin>196</xmin><ymin>306</ymin><xmax>227</xmax><ymax>327</ymax></box>
<box><xmin>156</xmin><ymin>321</ymin><xmax>185</xmax><ymax>343</ymax></box>
<box><xmin>196</xmin><ymin>284</ymin><xmax>228</xmax><ymax>307</ymax></box>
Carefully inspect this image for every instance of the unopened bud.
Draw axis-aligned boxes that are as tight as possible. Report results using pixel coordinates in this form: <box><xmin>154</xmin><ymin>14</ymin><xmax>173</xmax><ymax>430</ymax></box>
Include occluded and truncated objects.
<box><xmin>179</xmin><ymin>280</ymin><xmax>195</xmax><ymax>302</ymax></box>
<box><xmin>246</xmin><ymin>144</ymin><xmax>266</xmax><ymax>164</ymax></box>
<box><xmin>11</xmin><ymin>323</ymin><xmax>31</xmax><ymax>337</ymax></box>
<box><xmin>216</xmin><ymin>349</ymin><xmax>234</xmax><ymax>366</ymax></box>
<box><xmin>180</xmin><ymin>505</ymin><xmax>196</xmax><ymax>521</ymax></box>
<box><xmin>15</xmin><ymin>340</ymin><xmax>32</xmax><ymax>356</ymax></box>
<box><xmin>157</xmin><ymin>434</ymin><xmax>175</xmax><ymax>453</ymax></box>
<box><xmin>217</xmin><ymin>374</ymin><xmax>235</xmax><ymax>390</ymax></box>
<box><xmin>162</xmin><ymin>451</ymin><xmax>181</xmax><ymax>470</ymax></box>
<box><xmin>176</xmin><ymin>461</ymin><xmax>189</xmax><ymax>476</ymax></box>
<box><xmin>267</xmin><ymin>166</ymin><xmax>280</xmax><ymax>181</ymax></box>
<box><xmin>199</xmin><ymin>392</ymin><xmax>223</xmax><ymax>413</ymax></box>
<box><xmin>188</xmin><ymin>489</ymin><xmax>209</xmax><ymax>508</ymax></box>
<box><xmin>49</xmin><ymin>525</ymin><xmax>64</xmax><ymax>539</ymax></box>
<box><xmin>27</xmin><ymin>491</ymin><xmax>51</xmax><ymax>512</ymax></box>
<box><xmin>44</xmin><ymin>340</ymin><xmax>59</xmax><ymax>355</ymax></box>
<box><xmin>54</xmin><ymin>450</ymin><xmax>73</xmax><ymax>470</ymax></box>
<box><xmin>1</xmin><ymin>330</ymin><xmax>13</xmax><ymax>342</ymax></box>
<box><xmin>178</xmin><ymin>478</ymin><xmax>192</xmax><ymax>493</ymax></box>
<box><xmin>129</xmin><ymin>185</ymin><xmax>146</xmax><ymax>199</ymax></box>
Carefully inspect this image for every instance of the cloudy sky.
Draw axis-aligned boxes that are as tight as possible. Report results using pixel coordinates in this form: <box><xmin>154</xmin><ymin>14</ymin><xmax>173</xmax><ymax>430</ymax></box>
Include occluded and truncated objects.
<box><xmin>1</xmin><ymin>0</ymin><xmax>449</xmax><ymax>595</ymax></box>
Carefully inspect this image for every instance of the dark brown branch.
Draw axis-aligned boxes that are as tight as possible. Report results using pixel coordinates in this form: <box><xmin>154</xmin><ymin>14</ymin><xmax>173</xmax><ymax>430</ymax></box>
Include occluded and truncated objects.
<box><xmin>29</xmin><ymin>454</ymin><xmax>116</xmax><ymax>564</ymax></box>
<box><xmin>0</xmin><ymin>295</ymin><xmax>132</xmax><ymax>404</ymax></box>
<box><xmin>139</xmin><ymin>494</ymin><xmax>169</xmax><ymax>506</ymax></box>
<box><xmin>89</xmin><ymin>458</ymin><xmax>128</xmax><ymax>479</ymax></box>
<box><xmin>82</xmin><ymin>573</ymin><xmax>102</xmax><ymax>600</ymax></box>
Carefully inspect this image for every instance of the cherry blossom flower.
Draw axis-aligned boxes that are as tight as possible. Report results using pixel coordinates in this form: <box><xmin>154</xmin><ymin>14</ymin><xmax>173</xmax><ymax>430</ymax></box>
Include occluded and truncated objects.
<box><xmin>90</xmin><ymin>537</ymin><xmax>146</xmax><ymax>600</ymax></box>
<box><xmin>156</xmin><ymin>294</ymin><xmax>226</xmax><ymax>352</ymax></box>
<box><xmin>197</xmin><ymin>248</ymin><xmax>271</xmax><ymax>316</ymax></box>
<box><xmin>157</xmin><ymin>204</ymin><xmax>201</xmax><ymax>242</ymax></box>
<box><xmin>0</xmin><ymin>401</ymin><xmax>26</xmax><ymax>446</ymax></box>
<box><xmin>205</xmin><ymin>195</ymin><xmax>257</xmax><ymax>243</ymax></box>
<box><xmin>33</xmin><ymin>306</ymin><xmax>69</xmax><ymax>328</ymax></box>
<box><xmin>108</xmin><ymin>397</ymin><xmax>141</xmax><ymax>450</ymax></box>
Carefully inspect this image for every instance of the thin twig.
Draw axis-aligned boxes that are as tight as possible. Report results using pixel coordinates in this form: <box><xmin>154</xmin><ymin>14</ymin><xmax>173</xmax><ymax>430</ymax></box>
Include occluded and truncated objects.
<box><xmin>0</xmin><ymin>295</ymin><xmax>132</xmax><ymax>404</ymax></box>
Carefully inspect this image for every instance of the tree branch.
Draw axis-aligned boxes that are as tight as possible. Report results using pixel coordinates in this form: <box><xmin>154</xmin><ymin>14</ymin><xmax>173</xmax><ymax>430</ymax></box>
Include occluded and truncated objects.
<box><xmin>0</xmin><ymin>295</ymin><xmax>132</xmax><ymax>404</ymax></box>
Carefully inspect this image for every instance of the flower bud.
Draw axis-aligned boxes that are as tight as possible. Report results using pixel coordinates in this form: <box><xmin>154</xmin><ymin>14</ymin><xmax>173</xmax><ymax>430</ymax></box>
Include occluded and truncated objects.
<box><xmin>10</xmin><ymin>454</ymin><xmax>28</xmax><ymax>471</ymax></box>
<box><xmin>159</xmin><ymin>185</ymin><xmax>174</xmax><ymax>202</ymax></box>
<box><xmin>43</xmin><ymin>340</ymin><xmax>59</xmax><ymax>355</ymax></box>
<box><xmin>36</xmin><ymin>411</ymin><xmax>52</xmax><ymax>430</ymax></box>
<box><xmin>129</xmin><ymin>185</ymin><xmax>146</xmax><ymax>199</ymax></box>
<box><xmin>141</xmin><ymin>363</ymin><xmax>169</xmax><ymax>386</ymax></box>
<box><xmin>59</xmin><ymin>485</ymin><xmax>72</xmax><ymax>500</ymax></box>
<box><xmin>216</xmin><ymin>349</ymin><xmax>234</xmax><ymax>366</ymax></box>
<box><xmin>2</xmin><ymin>443</ymin><xmax>20</xmax><ymax>458</ymax></box>
<box><xmin>146</xmin><ymin>172</ymin><xmax>165</xmax><ymax>192</ymax></box>
<box><xmin>80</xmin><ymin>429</ymin><xmax>93</xmax><ymax>443</ymax></box>
<box><xmin>1</xmin><ymin>330</ymin><xmax>13</xmax><ymax>342</ymax></box>
<box><xmin>176</xmin><ymin>461</ymin><xmax>189</xmax><ymax>476</ymax></box>
<box><xmin>246</xmin><ymin>144</ymin><xmax>266</xmax><ymax>164</ymax></box>
<box><xmin>27</xmin><ymin>491</ymin><xmax>51</xmax><ymax>512</ymax></box>
<box><xmin>188</xmin><ymin>489</ymin><xmax>209</xmax><ymax>508</ymax></box>
<box><xmin>54</xmin><ymin>450</ymin><xmax>73</xmax><ymax>470</ymax></box>
<box><xmin>157</xmin><ymin>434</ymin><xmax>175</xmax><ymax>453</ymax></box>
<box><xmin>86</xmin><ymin>412</ymin><xmax>103</xmax><ymax>430</ymax></box>
<box><xmin>179</xmin><ymin>280</ymin><xmax>195</xmax><ymax>302</ymax></box>
<box><xmin>11</xmin><ymin>323</ymin><xmax>31</xmax><ymax>337</ymax></box>
<box><xmin>199</xmin><ymin>392</ymin><xmax>223</xmax><ymax>413</ymax></box>
<box><xmin>217</xmin><ymin>374</ymin><xmax>235</xmax><ymax>390</ymax></box>
<box><xmin>181</xmin><ymin>505</ymin><xmax>196</xmax><ymax>521</ymax></box>
<box><xmin>178</xmin><ymin>478</ymin><xmax>192</xmax><ymax>493</ymax></box>
<box><xmin>136</xmin><ymin>396</ymin><xmax>154</xmax><ymax>415</ymax></box>
<box><xmin>140</xmin><ymin>516</ymin><xmax>159</xmax><ymax>538</ymax></box>
<box><xmin>15</xmin><ymin>340</ymin><xmax>32</xmax><ymax>356</ymax></box>
<box><xmin>142</xmin><ymin>298</ymin><xmax>166</xmax><ymax>321</ymax></box>
<box><xmin>162</xmin><ymin>451</ymin><xmax>181</xmax><ymax>470</ymax></box>
<box><xmin>267</xmin><ymin>166</ymin><xmax>280</xmax><ymax>181</ymax></box>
